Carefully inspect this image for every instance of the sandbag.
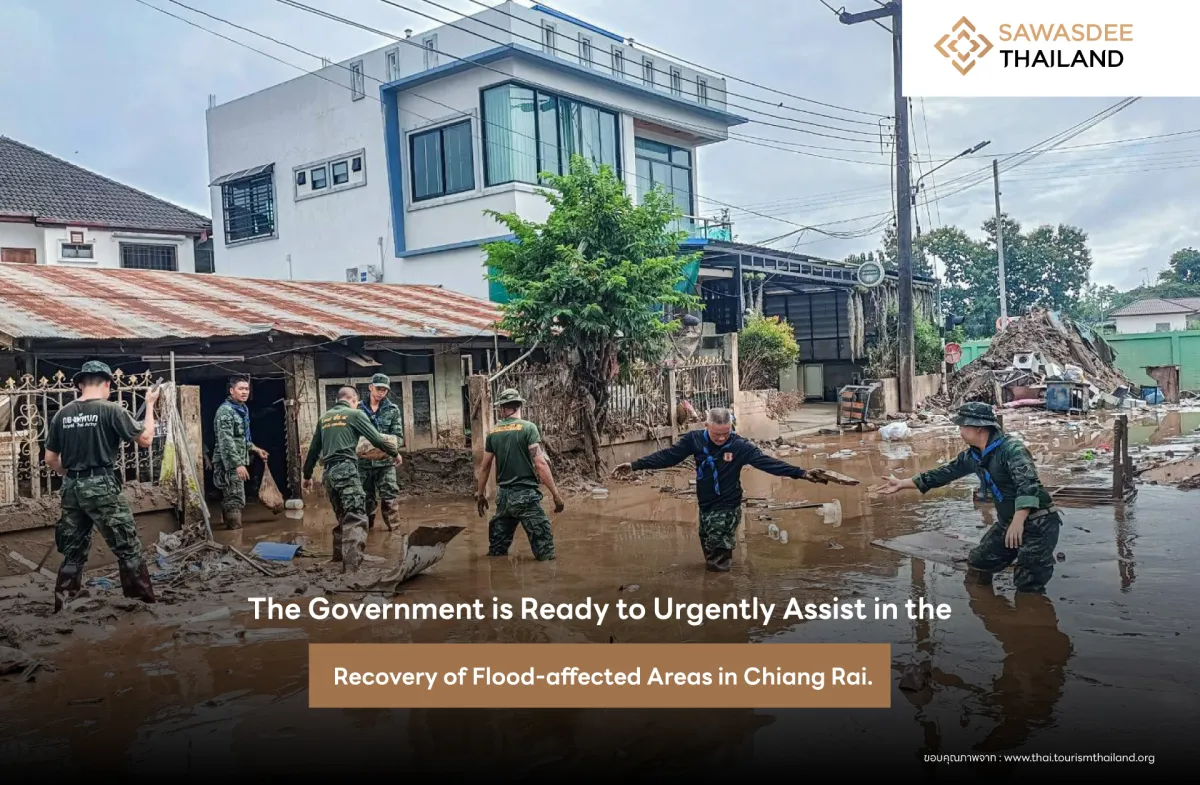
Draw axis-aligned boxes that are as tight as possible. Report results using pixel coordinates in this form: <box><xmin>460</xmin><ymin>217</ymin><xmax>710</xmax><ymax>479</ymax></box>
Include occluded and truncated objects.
<box><xmin>258</xmin><ymin>468</ymin><xmax>286</xmax><ymax>514</ymax></box>
<box><xmin>356</xmin><ymin>434</ymin><xmax>398</xmax><ymax>461</ymax></box>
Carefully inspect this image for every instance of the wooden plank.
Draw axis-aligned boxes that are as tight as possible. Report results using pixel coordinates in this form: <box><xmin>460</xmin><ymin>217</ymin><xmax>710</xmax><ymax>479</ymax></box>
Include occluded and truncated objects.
<box><xmin>871</xmin><ymin>531</ymin><xmax>979</xmax><ymax>570</ymax></box>
<box><xmin>179</xmin><ymin>385</ymin><xmax>204</xmax><ymax>502</ymax></box>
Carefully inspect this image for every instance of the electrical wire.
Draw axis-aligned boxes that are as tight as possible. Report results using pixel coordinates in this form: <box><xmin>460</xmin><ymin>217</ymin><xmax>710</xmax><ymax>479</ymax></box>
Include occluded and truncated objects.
<box><xmin>453</xmin><ymin>0</ymin><xmax>887</xmax><ymax>127</ymax></box>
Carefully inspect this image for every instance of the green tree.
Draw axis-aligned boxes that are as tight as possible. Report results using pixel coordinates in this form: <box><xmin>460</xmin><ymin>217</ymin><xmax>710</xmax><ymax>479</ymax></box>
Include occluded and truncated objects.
<box><xmin>739</xmin><ymin>314</ymin><xmax>800</xmax><ymax>390</ymax></box>
<box><xmin>483</xmin><ymin>156</ymin><xmax>699</xmax><ymax>464</ymax></box>
<box><xmin>845</xmin><ymin>225</ymin><xmax>933</xmax><ymax>278</ymax></box>
<box><xmin>1070</xmin><ymin>282</ymin><xmax>1120</xmax><ymax>325</ymax></box>
<box><xmin>1158</xmin><ymin>247</ymin><xmax>1200</xmax><ymax>284</ymax></box>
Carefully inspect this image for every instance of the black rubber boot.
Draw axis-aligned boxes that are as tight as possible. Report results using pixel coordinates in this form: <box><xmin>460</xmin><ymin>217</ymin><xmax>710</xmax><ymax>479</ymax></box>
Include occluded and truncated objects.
<box><xmin>118</xmin><ymin>558</ymin><xmax>157</xmax><ymax>604</ymax></box>
<box><xmin>53</xmin><ymin>562</ymin><xmax>84</xmax><ymax>613</ymax></box>
<box><xmin>705</xmin><ymin>548</ymin><xmax>733</xmax><ymax>572</ymax></box>
<box><xmin>224</xmin><ymin>509</ymin><xmax>243</xmax><ymax>530</ymax></box>
<box><xmin>366</xmin><ymin>513</ymin><xmax>376</xmax><ymax>531</ymax></box>
<box><xmin>331</xmin><ymin>523</ymin><xmax>343</xmax><ymax>563</ymax></box>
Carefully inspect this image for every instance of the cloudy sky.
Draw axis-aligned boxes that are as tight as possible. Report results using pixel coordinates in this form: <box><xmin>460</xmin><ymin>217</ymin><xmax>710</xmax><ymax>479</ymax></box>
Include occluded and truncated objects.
<box><xmin>3</xmin><ymin>0</ymin><xmax>1198</xmax><ymax>289</ymax></box>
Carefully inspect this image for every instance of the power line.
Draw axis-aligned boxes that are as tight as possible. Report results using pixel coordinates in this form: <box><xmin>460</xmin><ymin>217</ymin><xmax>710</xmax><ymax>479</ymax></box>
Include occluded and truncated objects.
<box><xmin>454</xmin><ymin>0</ymin><xmax>887</xmax><ymax>127</ymax></box>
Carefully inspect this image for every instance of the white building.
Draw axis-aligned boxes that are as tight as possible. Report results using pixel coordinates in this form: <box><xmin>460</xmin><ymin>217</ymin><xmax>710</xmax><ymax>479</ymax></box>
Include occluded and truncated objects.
<box><xmin>0</xmin><ymin>137</ymin><xmax>213</xmax><ymax>273</ymax></box>
<box><xmin>204</xmin><ymin>1</ymin><xmax>746</xmax><ymax>300</ymax></box>
<box><xmin>1108</xmin><ymin>297</ymin><xmax>1200</xmax><ymax>334</ymax></box>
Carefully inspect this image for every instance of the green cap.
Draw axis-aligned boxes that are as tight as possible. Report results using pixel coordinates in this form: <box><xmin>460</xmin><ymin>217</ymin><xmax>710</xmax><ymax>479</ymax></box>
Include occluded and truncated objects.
<box><xmin>369</xmin><ymin>373</ymin><xmax>391</xmax><ymax>388</ymax></box>
<box><xmin>72</xmin><ymin>360</ymin><xmax>114</xmax><ymax>387</ymax></box>
<box><xmin>952</xmin><ymin>401</ymin><xmax>1001</xmax><ymax>430</ymax></box>
<box><xmin>494</xmin><ymin>388</ymin><xmax>524</xmax><ymax>407</ymax></box>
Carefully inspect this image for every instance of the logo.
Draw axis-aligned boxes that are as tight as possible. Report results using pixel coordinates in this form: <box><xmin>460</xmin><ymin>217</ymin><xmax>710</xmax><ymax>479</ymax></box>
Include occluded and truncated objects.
<box><xmin>935</xmin><ymin>16</ymin><xmax>994</xmax><ymax>75</ymax></box>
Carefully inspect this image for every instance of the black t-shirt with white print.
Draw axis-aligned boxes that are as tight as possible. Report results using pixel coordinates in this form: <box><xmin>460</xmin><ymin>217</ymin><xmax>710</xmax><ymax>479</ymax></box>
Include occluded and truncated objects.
<box><xmin>46</xmin><ymin>399</ymin><xmax>143</xmax><ymax>472</ymax></box>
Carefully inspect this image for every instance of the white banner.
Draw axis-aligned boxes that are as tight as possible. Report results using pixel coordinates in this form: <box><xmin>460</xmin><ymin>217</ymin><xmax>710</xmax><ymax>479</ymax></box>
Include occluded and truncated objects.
<box><xmin>902</xmin><ymin>0</ymin><xmax>1197</xmax><ymax>97</ymax></box>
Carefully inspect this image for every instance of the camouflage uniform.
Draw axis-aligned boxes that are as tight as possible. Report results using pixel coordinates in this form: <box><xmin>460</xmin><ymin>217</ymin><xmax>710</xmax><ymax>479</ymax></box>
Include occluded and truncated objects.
<box><xmin>213</xmin><ymin>397</ymin><xmax>257</xmax><ymax>529</ymax></box>
<box><xmin>698</xmin><ymin>508</ymin><xmax>743</xmax><ymax>572</ymax></box>
<box><xmin>488</xmin><ymin>487</ymin><xmax>555</xmax><ymax>560</ymax></box>
<box><xmin>45</xmin><ymin>361</ymin><xmax>156</xmax><ymax>611</ymax></box>
<box><xmin>303</xmin><ymin>399</ymin><xmax>399</xmax><ymax>573</ymax></box>
<box><xmin>358</xmin><ymin>374</ymin><xmax>405</xmax><ymax>531</ymax></box>
<box><xmin>913</xmin><ymin>402</ymin><xmax>1062</xmax><ymax>593</ymax></box>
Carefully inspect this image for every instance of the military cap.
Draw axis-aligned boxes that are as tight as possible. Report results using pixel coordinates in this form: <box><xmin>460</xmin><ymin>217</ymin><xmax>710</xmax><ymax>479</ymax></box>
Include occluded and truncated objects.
<box><xmin>72</xmin><ymin>360</ymin><xmax>115</xmax><ymax>387</ymax></box>
<box><xmin>369</xmin><ymin>373</ymin><xmax>391</xmax><ymax>388</ymax></box>
<box><xmin>952</xmin><ymin>401</ymin><xmax>1001</xmax><ymax>430</ymax></box>
<box><xmin>493</xmin><ymin>388</ymin><xmax>524</xmax><ymax>407</ymax></box>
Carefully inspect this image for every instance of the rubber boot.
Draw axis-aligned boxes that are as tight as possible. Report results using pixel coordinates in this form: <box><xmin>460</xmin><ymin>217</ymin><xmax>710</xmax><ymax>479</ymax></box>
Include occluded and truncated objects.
<box><xmin>705</xmin><ymin>548</ymin><xmax>733</xmax><ymax>572</ymax></box>
<box><xmin>340</xmin><ymin>511</ymin><xmax>369</xmax><ymax>574</ymax></box>
<box><xmin>965</xmin><ymin>567</ymin><xmax>994</xmax><ymax>586</ymax></box>
<box><xmin>118</xmin><ymin>558</ymin><xmax>157</xmax><ymax>604</ymax></box>
<box><xmin>381</xmin><ymin>499</ymin><xmax>401</xmax><ymax>532</ymax></box>
<box><xmin>331</xmin><ymin>523</ymin><xmax>343</xmax><ymax>563</ymax></box>
<box><xmin>366</xmin><ymin>512</ymin><xmax>376</xmax><ymax>531</ymax></box>
<box><xmin>53</xmin><ymin>562</ymin><xmax>84</xmax><ymax>613</ymax></box>
<box><xmin>224</xmin><ymin>508</ymin><xmax>243</xmax><ymax>530</ymax></box>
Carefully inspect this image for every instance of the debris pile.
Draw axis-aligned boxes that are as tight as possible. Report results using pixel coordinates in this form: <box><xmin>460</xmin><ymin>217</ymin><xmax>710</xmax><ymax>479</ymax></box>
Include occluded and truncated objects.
<box><xmin>934</xmin><ymin>308</ymin><xmax>1136</xmax><ymax>410</ymax></box>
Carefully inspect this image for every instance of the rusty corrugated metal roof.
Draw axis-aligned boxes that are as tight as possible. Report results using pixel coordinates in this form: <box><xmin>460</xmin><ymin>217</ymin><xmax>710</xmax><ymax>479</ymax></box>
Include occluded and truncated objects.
<box><xmin>0</xmin><ymin>264</ymin><xmax>501</xmax><ymax>342</ymax></box>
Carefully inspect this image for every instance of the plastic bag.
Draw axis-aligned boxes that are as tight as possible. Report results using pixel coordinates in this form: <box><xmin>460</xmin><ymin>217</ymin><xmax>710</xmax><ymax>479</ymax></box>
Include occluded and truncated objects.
<box><xmin>1063</xmin><ymin>364</ymin><xmax>1084</xmax><ymax>382</ymax></box>
<box><xmin>258</xmin><ymin>468</ymin><xmax>286</xmax><ymax>514</ymax></box>
<box><xmin>356</xmin><ymin>434</ymin><xmax>399</xmax><ymax>461</ymax></box>
<box><xmin>879</xmin><ymin>422</ymin><xmax>911</xmax><ymax>441</ymax></box>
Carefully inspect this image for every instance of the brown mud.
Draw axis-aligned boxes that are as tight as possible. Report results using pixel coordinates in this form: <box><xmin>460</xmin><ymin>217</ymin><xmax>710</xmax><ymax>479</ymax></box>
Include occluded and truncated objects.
<box><xmin>1</xmin><ymin>410</ymin><xmax>1198</xmax><ymax>773</ymax></box>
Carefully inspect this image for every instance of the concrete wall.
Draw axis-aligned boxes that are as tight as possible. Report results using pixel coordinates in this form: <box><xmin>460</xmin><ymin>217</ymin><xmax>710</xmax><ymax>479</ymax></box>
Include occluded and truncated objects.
<box><xmin>733</xmin><ymin>389</ymin><xmax>780</xmax><ymax>442</ymax></box>
<box><xmin>871</xmin><ymin>374</ymin><xmax>943</xmax><ymax>415</ymax></box>
<box><xmin>1114</xmin><ymin>313</ymin><xmax>1188</xmax><ymax>334</ymax></box>
<box><xmin>0</xmin><ymin>223</ymin><xmax>199</xmax><ymax>272</ymax></box>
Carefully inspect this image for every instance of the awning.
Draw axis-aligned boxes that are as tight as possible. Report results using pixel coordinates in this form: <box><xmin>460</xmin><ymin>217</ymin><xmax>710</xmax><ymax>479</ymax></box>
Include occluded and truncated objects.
<box><xmin>209</xmin><ymin>163</ymin><xmax>274</xmax><ymax>187</ymax></box>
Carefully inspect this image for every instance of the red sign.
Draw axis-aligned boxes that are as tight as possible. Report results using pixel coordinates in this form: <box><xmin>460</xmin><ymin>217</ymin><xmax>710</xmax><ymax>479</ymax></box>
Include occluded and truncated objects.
<box><xmin>944</xmin><ymin>343</ymin><xmax>962</xmax><ymax>364</ymax></box>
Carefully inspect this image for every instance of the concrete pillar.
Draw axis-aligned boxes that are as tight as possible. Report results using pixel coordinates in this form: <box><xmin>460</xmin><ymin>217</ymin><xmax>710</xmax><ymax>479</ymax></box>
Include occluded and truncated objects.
<box><xmin>434</xmin><ymin>351</ymin><xmax>467</xmax><ymax>447</ymax></box>
<box><xmin>468</xmin><ymin>375</ymin><xmax>496</xmax><ymax>496</ymax></box>
<box><xmin>285</xmin><ymin>353</ymin><xmax>321</xmax><ymax>487</ymax></box>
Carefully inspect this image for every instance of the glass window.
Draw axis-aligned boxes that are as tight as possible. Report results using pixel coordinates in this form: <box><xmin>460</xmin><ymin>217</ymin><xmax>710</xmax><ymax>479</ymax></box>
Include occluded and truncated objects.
<box><xmin>385</xmin><ymin>48</ymin><xmax>400</xmax><ymax>82</ymax></box>
<box><xmin>612</xmin><ymin>46</ymin><xmax>625</xmax><ymax>77</ymax></box>
<box><xmin>696</xmin><ymin>77</ymin><xmax>709</xmax><ymax>105</ymax></box>
<box><xmin>635</xmin><ymin>137</ymin><xmax>693</xmax><ymax>227</ymax></box>
<box><xmin>311</xmin><ymin>167</ymin><xmax>327</xmax><ymax>190</ymax></box>
<box><xmin>423</xmin><ymin>35</ymin><xmax>438</xmax><ymax>69</ymax></box>
<box><xmin>120</xmin><ymin>243</ymin><xmax>178</xmax><ymax>271</ymax></box>
<box><xmin>482</xmin><ymin>84</ymin><xmax>538</xmax><ymax>185</ymax></box>
<box><xmin>295</xmin><ymin>171</ymin><xmax>306</xmax><ymax>186</ymax></box>
<box><xmin>195</xmin><ymin>238</ymin><xmax>215</xmax><ymax>274</ymax></box>
<box><xmin>60</xmin><ymin>243</ymin><xmax>94</xmax><ymax>259</ymax></box>
<box><xmin>579</xmin><ymin>35</ymin><xmax>593</xmax><ymax>67</ymax></box>
<box><xmin>352</xmin><ymin>156</ymin><xmax>362</xmax><ymax>172</ymax></box>
<box><xmin>411</xmin><ymin>120</ymin><xmax>475</xmax><ymax>201</ymax></box>
<box><xmin>642</xmin><ymin>57</ymin><xmax>654</xmax><ymax>86</ymax></box>
<box><xmin>670</xmin><ymin>67</ymin><xmax>683</xmax><ymax>95</ymax></box>
<box><xmin>331</xmin><ymin>160</ymin><xmax>349</xmax><ymax>185</ymax></box>
<box><xmin>350</xmin><ymin>60</ymin><xmax>364</xmax><ymax>101</ymax></box>
<box><xmin>222</xmin><ymin>170</ymin><xmax>275</xmax><ymax>243</ymax></box>
<box><xmin>483</xmin><ymin>83</ymin><xmax>620</xmax><ymax>186</ymax></box>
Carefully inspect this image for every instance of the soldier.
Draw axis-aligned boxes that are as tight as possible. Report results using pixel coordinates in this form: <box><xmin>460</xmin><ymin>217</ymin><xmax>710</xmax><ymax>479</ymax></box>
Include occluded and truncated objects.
<box><xmin>301</xmin><ymin>386</ymin><xmax>402</xmax><ymax>572</ymax></box>
<box><xmin>358</xmin><ymin>374</ymin><xmax>405</xmax><ymax>530</ymax></box>
<box><xmin>877</xmin><ymin>401</ymin><xmax>1063</xmax><ymax>594</ymax></box>
<box><xmin>612</xmin><ymin>407</ymin><xmax>826</xmax><ymax>572</ymax></box>
<box><xmin>474</xmin><ymin>389</ymin><xmax>565</xmax><ymax>561</ymax></box>
<box><xmin>212</xmin><ymin>375</ymin><xmax>268</xmax><ymax>530</ymax></box>
<box><xmin>43</xmin><ymin>361</ymin><xmax>161</xmax><ymax>611</ymax></box>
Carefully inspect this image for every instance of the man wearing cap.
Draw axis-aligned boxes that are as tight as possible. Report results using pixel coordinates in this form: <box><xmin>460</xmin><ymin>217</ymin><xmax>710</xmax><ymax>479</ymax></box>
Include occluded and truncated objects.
<box><xmin>878</xmin><ymin>402</ymin><xmax>1063</xmax><ymax>593</ymax></box>
<box><xmin>302</xmin><ymin>386</ymin><xmax>402</xmax><ymax>572</ymax></box>
<box><xmin>43</xmin><ymin>361</ymin><xmax>161</xmax><ymax>611</ymax></box>
<box><xmin>474</xmin><ymin>389</ymin><xmax>565</xmax><ymax>561</ymax></box>
<box><xmin>213</xmin><ymin>375</ymin><xmax>269</xmax><ymax>530</ymax></box>
<box><xmin>612</xmin><ymin>407</ymin><xmax>826</xmax><ymax>572</ymax></box>
<box><xmin>358</xmin><ymin>374</ymin><xmax>405</xmax><ymax>531</ymax></box>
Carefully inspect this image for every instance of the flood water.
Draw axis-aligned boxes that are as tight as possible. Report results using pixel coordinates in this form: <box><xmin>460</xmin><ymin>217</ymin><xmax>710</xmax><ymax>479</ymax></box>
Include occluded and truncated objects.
<box><xmin>2</xmin><ymin>413</ymin><xmax>1198</xmax><ymax>775</ymax></box>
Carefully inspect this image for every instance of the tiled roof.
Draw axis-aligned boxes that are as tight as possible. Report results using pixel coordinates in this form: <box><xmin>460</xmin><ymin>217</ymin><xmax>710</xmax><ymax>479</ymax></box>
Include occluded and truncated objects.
<box><xmin>0</xmin><ymin>264</ymin><xmax>500</xmax><ymax>342</ymax></box>
<box><xmin>1108</xmin><ymin>298</ymin><xmax>1195</xmax><ymax>317</ymax></box>
<box><xmin>0</xmin><ymin>136</ymin><xmax>210</xmax><ymax>234</ymax></box>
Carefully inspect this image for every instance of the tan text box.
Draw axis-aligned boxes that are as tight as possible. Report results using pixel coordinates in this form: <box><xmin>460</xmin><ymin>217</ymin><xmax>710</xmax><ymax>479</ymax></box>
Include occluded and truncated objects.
<box><xmin>309</xmin><ymin>643</ymin><xmax>891</xmax><ymax>708</ymax></box>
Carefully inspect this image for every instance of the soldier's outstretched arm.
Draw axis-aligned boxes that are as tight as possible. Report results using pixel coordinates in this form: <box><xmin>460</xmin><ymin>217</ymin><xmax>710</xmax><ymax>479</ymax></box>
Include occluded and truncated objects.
<box><xmin>351</xmin><ymin>412</ymin><xmax>399</xmax><ymax>457</ymax></box>
<box><xmin>912</xmin><ymin>450</ymin><xmax>975</xmax><ymax>493</ymax></box>
<box><xmin>614</xmin><ymin>434</ymin><xmax>694</xmax><ymax>477</ymax></box>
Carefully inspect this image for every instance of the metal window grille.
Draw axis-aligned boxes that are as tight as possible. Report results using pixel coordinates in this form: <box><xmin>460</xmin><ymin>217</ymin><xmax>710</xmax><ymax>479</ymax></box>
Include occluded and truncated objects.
<box><xmin>222</xmin><ymin>171</ymin><xmax>275</xmax><ymax>243</ymax></box>
<box><xmin>119</xmin><ymin>243</ymin><xmax>178</xmax><ymax>271</ymax></box>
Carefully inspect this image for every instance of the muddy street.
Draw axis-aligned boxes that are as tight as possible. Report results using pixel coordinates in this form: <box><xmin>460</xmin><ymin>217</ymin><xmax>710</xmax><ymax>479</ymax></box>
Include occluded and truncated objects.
<box><xmin>2</xmin><ymin>413</ymin><xmax>1198</xmax><ymax>774</ymax></box>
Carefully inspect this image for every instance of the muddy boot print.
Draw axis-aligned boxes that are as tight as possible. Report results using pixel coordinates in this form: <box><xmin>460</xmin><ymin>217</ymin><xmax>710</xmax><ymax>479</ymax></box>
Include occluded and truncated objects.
<box><xmin>53</xmin><ymin>562</ymin><xmax>84</xmax><ymax>613</ymax></box>
<box><xmin>224</xmin><ymin>509</ymin><xmax>243</xmax><ymax>530</ymax></box>
<box><xmin>118</xmin><ymin>558</ymin><xmax>157</xmax><ymax>604</ymax></box>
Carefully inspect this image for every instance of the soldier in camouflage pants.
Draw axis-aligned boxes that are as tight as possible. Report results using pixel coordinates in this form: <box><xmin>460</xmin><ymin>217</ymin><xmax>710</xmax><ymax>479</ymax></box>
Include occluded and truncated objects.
<box><xmin>57</xmin><ymin>474</ymin><xmax>143</xmax><ymax>570</ymax></box>
<box><xmin>358</xmin><ymin>374</ymin><xmax>405</xmax><ymax>530</ymax></box>
<box><xmin>698</xmin><ymin>508</ymin><xmax>743</xmax><ymax>571</ymax></box>
<box><xmin>487</xmin><ymin>487</ymin><xmax>555</xmax><ymax>560</ymax></box>
<box><xmin>322</xmin><ymin>461</ymin><xmax>369</xmax><ymax>565</ymax></box>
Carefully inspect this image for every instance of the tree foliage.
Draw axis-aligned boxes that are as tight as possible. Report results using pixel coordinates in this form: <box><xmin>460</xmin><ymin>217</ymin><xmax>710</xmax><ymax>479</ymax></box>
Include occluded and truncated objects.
<box><xmin>738</xmin><ymin>313</ymin><xmax>800</xmax><ymax>390</ymax></box>
<box><xmin>844</xmin><ymin>225</ymin><xmax>934</xmax><ymax>278</ymax></box>
<box><xmin>865</xmin><ymin>309</ymin><xmax>943</xmax><ymax>378</ymax></box>
<box><xmin>483</xmin><ymin>156</ymin><xmax>699</xmax><ymax>460</ymax></box>
<box><xmin>921</xmin><ymin>215</ymin><xmax>1092</xmax><ymax>338</ymax></box>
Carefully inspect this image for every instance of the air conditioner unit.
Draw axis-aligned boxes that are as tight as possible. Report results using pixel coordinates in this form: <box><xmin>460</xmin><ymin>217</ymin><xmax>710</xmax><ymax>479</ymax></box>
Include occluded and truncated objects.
<box><xmin>345</xmin><ymin>265</ymin><xmax>383</xmax><ymax>283</ymax></box>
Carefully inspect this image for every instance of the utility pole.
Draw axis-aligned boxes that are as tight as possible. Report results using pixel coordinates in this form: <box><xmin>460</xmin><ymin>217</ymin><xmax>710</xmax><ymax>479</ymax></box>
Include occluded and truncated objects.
<box><xmin>840</xmin><ymin>1</ymin><xmax>914</xmax><ymax>411</ymax></box>
<box><xmin>992</xmin><ymin>159</ymin><xmax>1008</xmax><ymax>325</ymax></box>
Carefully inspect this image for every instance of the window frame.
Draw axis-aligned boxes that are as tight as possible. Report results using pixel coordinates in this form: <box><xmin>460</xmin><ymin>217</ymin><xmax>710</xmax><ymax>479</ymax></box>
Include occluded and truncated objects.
<box><xmin>611</xmin><ymin>45</ymin><xmax>625</xmax><ymax>77</ymax></box>
<box><xmin>480</xmin><ymin>80</ymin><xmax>622</xmax><ymax>189</ymax></box>
<box><xmin>385</xmin><ymin>47</ymin><xmax>401</xmax><ymax>82</ymax></box>
<box><xmin>542</xmin><ymin>22</ymin><xmax>557</xmax><ymax>54</ymax></box>
<box><xmin>310</xmin><ymin>166</ymin><xmax>328</xmax><ymax>190</ymax></box>
<box><xmin>220</xmin><ymin>169</ymin><xmax>276</xmax><ymax>245</ymax></box>
<box><xmin>293</xmin><ymin>150</ymin><xmax>367</xmax><ymax>202</ymax></box>
<box><xmin>578</xmin><ymin>34</ymin><xmax>593</xmax><ymax>68</ymax></box>
<box><xmin>59</xmin><ymin>242</ymin><xmax>95</xmax><ymax>261</ymax></box>
<box><xmin>331</xmin><ymin>160</ymin><xmax>350</xmax><ymax>185</ymax></box>
<box><xmin>642</xmin><ymin>57</ymin><xmax>655</xmax><ymax>87</ymax></box>
<box><xmin>696</xmin><ymin>76</ymin><xmax>708</xmax><ymax>105</ymax></box>
<box><xmin>350</xmin><ymin>60</ymin><xmax>365</xmax><ymax>101</ymax></box>
<box><xmin>670</xmin><ymin>67</ymin><xmax>683</xmax><ymax>96</ymax></box>
<box><xmin>422</xmin><ymin>35</ymin><xmax>438</xmax><ymax>69</ymax></box>
<box><xmin>118</xmin><ymin>242</ymin><xmax>179</xmax><ymax>272</ymax></box>
<box><xmin>635</xmin><ymin>136</ymin><xmax>695</xmax><ymax>222</ymax></box>
<box><xmin>409</xmin><ymin>119</ymin><xmax>476</xmax><ymax>202</ymax></box>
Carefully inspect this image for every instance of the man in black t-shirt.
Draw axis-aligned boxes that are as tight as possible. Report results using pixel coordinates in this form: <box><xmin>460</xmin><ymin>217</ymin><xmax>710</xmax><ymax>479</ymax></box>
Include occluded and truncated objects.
<box><xmin>44</xmin><ymin>361</ymin><xmax>160</xmax><ymax>611</ymax></box>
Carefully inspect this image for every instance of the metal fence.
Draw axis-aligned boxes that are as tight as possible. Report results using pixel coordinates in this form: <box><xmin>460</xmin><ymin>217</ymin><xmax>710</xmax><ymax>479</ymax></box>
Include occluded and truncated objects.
<box><xmin>672</xmin><ymin>356</ymin><xmax>734</xmax><ymax>414</ymax></box>
<box><xmin>1</xmin><ymin>370</ymin><xmax>163</xmax><ymax>506</ymax></box>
